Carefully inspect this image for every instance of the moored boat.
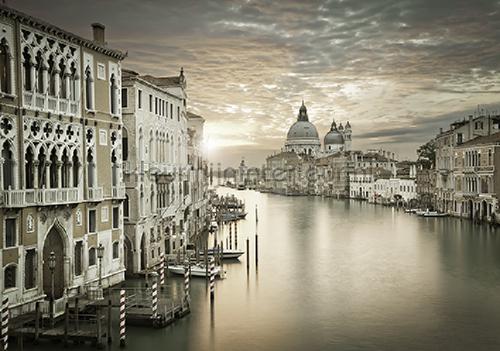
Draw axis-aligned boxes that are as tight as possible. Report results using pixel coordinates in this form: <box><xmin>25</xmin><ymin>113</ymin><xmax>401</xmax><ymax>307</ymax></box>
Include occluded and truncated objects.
<box><xmin>168</xmin><ymin>264</ymin><xmax>222</xmax><ymax>277</ymax></box>
<box><xmin>200</xmin><ymin>249</ymin><xmax>244</xmax><ymax>260</ymax></box>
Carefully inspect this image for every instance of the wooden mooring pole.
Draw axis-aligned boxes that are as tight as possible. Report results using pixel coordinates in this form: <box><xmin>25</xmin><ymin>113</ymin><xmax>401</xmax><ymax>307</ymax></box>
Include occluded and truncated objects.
<box><xmin>246</xmin><ymin>238</ymin><xmax>250</xmax><ymax>271</ymax></box>
<box><xmin>34</xmin><ymin>302</ymin><xmax>40</xmax><ymax>343</ymax></box>
<box><xmin>107</xmin><ymin>299</ymin><xmax>112</xmax><ymax>344</ymax></box>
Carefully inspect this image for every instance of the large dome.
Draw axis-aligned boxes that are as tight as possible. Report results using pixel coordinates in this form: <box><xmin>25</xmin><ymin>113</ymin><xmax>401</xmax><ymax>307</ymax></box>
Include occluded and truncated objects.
<box><xmin>287</xmin><ymin>120</ymin><xmax>319</xmax><ymax>140</ymax></box>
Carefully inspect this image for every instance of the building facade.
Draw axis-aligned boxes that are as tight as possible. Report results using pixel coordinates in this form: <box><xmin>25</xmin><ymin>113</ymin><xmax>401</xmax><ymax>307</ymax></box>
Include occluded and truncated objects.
<box><xmin>452</xmin><ymin>132</ymin><xmax>500</xmax><ymax>222</ymax></box>
<box><xmin>121</xmin><ymin>68</ymin><xmax>192</xmax><ymax>274</ymax></box>
<box><xmin>0</xmin><ymin>5</ymin><xmax>126</xmax><ymax>316</ymax></box>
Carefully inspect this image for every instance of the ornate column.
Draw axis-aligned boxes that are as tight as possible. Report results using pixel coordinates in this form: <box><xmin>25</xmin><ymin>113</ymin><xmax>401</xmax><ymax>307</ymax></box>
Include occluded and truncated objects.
<box><xmin>68</xmin><ymin>161</ymin><xmax>73</xmax><ymax>188</ymax></box>
<box><xmin>45</xmin><ymin>161</ymin><xmax>51</xmax><ymax>189</ymax></box>
<box><xmin>0</xmin><ymin>158</ymin><xmax>4</xmax><ymax>191</ymax></box>
<box><xmin>65</xmin><ymin>74</ymin><xmax>70</xmax><ymax>100</ymax></box>
<box><xmin>53</xmin><ymin>69</ymin><xmax>60</xmax><ymax>97</ymax></box>
<box><xmin>56</xmin><ymin>160</ymin><xmax>63</xmax><ymax>188</ymax></box>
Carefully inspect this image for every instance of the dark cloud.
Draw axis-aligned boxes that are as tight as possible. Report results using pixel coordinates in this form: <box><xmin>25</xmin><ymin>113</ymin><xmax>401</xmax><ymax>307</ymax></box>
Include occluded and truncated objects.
<box><xmin>12</xmin><ymin>0</ymin><xmax>500</xmax><ymax>165</ymax></box>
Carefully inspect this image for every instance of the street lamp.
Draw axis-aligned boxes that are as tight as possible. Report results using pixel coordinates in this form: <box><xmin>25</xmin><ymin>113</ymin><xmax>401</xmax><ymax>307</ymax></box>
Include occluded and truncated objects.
<box><xmin>97</xmin><ymin>244</ymin><xmax>104</xmax><ymax>287</ymax></box>
<box><xmin>48</xmin><ymin>251</ymin><xmax>56</xmax><ymax>326</ymax></box>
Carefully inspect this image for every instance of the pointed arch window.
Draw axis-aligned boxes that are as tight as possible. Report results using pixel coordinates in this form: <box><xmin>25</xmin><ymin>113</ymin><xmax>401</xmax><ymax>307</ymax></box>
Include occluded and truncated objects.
<box><xmin>0</xmin><ymin>40</ymin><xmax>10</xmax><ymax>94</ymax></box>
<box><xmin>25</xmin><ymin>147</ymin><xmax>34</xmax><ymax>189</ymax></box>
<box><xmin>87</xmin><ymin>148</ymin><xmax>96</xmax><ymax>188</ymax></box>
<box><xmin>59</xmin><ymin>60</ymin><xmax>67</xmax><ymax>99</ymax></box>
<box><xmin>122</xmin><ymin>128</ymin><xmax>128</xmax><ymax>161</ymax></box>
<box><xmin>85</xmin><ymin>66</ymin><xmax>94</xmax><ymax>110</ymax></box>
<box><xmin>48</xmin><ymin>55</ymin><xmax>56</xmax><ymax>96</ymax></box>
<box><xmin>2</xmin><ymin>141</ymin><xmax>14</xmax><ymax>190</ymax></box>
<box><xmin>70</xmin><ymin>62</ymin><xmax>77</xmax><ymax>101</ymax></box>
<box><xmin>22</xmin><ymin>48</ymin><xmax>32</xmax><ymax>91</ymax></box>
<box><xmin>72</xmin><ymin>150</ymin><xmax>80</xmax><ymax>187</ymax></box>
<box><xmin>35</xmin><ymin>51</ymin><xmax>44</xmax><ymax>93</ymax></box>
<box><xmin>110</xmin><ymin>73</ymin><xmax>117</xmax><ymax>115</ymax></box>
<box><xmin>4</xmin><ymin>264</ymin><xmax>16</xmax><ymax>289</ymax></box>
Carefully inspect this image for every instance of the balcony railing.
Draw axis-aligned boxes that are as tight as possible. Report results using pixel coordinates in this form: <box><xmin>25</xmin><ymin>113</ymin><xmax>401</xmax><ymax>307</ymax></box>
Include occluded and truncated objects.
<box><xmin>2</xmin><ymin>188</ymin><xmax>80</xmax><ymax>207</ymax></box>
<box><xmin>112</xmin><ymin>185</ymin><xmax>126</xmax><ymax>198</ymax></box>
<box><xmin>23</xmin><ymin>91</ymin><xmax>80</xmax><ymax>117</ymax></box>
<box><xmin>87</xmin><ymin>187</ymin><xmax>104</xmax><ymax>201</ymax></box>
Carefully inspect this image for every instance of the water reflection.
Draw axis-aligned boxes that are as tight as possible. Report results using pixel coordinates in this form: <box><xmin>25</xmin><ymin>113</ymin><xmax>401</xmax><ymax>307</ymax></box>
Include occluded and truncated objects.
<box><xmin>27</xmin><ymin>188</ymin><xmax>500</xmax><ymax>351</ymax></box>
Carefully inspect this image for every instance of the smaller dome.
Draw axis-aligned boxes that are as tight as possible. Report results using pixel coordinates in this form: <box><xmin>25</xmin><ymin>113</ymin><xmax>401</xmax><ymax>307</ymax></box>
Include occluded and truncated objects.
<box><xmin>324</xmin><ymin>118</ymin><xmax>344</xmax><ymax>145</ymax></box>
<box><xmin>324</xmin><ymin>129</ymin><xmax>344</xmax><ymax>145</ymax></box>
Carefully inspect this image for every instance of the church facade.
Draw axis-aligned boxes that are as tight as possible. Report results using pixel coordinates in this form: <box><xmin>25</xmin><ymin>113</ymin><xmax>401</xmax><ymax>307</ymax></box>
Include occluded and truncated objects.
<box><xmin>284</xmin><ymin>101</ymin><xmax>352</xmax><ymax>156</ymax></box>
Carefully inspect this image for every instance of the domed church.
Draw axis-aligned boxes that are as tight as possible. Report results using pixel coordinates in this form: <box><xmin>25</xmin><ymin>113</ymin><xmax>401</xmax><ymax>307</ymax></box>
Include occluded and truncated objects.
<box><xmin>284</xmin><ymin>101</ymin><xmax>321</xmax><ymax>156</ymax></box>
<box><xmin>284</xmin><ymin>101</ymin><xmax>352</xmax><ymax>156</ymax></box>
<box><xmin>324</xmin><ymin>119</ymin><xmax>351</xmax><ymax>154</ymax></box>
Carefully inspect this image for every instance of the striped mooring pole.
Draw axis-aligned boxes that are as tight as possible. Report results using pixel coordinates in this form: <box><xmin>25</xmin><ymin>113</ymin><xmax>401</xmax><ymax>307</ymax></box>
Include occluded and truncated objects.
<box><xmin>235</xmin><ymin>223</ymin><xmax>238</xmax><ymax>249</ymax></box>
<box><xmin>209</xmin><ymin>258</ymin><xmax>215</xmax><ymax>301</ymax></box>
<box><xmin>1</xmin><ymin>296</ymin><xmax>8</xmax><ymax>351</ymax></box>
<box><xmin>184</xmin><ymin>264</ymin><xmax>190</xmax><ymax>305</ymax></box>
<box><xmin>119</xmin><ymin>289</ymin><xmax>126</xmax><ymax>348</ymax></box>
<box><xmin>151</xmin><ymin>273</ymin><xmax>158</xmax><ymax>319</ymax></box>
<box><xmin>229</xmin><ymin>222</ymin><xmax>232</xmax><ymax>250</ymax></box>
<box><xmin>159</xmin><ymin>253</ymin><xmax>165</xmax><ymax>288</ymax></box>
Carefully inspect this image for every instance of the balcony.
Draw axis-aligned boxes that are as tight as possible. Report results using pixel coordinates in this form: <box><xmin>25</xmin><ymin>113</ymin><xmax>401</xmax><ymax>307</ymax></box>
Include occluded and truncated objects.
<box><xmin>87</xmin><ymin>187</ymin><xmax>104</xmax><ymax>201</ymax></box>
<box><xmin>2</xmin><ymin>188</ymin><xmax>80</xmax><ymax>207</ymax></box>
<box><xmin>23</xmin><ymin>91</ymin><xmax>79</xmax><ymax>117</ymax></box>
<box><xmin>112</xmin><ymin>185</ymin><xmax>126</xmax><ymax>199</ymax></box>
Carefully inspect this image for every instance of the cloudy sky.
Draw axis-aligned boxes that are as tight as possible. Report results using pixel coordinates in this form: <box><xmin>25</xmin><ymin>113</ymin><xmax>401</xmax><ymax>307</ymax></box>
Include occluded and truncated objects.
<box><xmin>14</xmin><ymin>0</ymin><xmax>500</xmax><ymax>165</ymax></box>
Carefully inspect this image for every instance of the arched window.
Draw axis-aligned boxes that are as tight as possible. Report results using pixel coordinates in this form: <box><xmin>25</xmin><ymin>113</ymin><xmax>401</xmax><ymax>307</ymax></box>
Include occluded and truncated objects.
<box><xmin>72</xmin><ymin>150</ymin><xmax>79</xmax><ymax>187</ymax></box>
<box><xmin>35</xmin><ymin>51</ymin><xmax>44</xmax><ymax>93</ymax></box>
<box><xmin>2</xmin><ymin>141</ymin><xmax>14</xmax><ymax>190</ymax></box>
<box><xmin>4</xmin><ymin>264</ymin><xmax>16</xmax><ymax>289</ymax></box>
<box><xmin>61</xmin><ymin>149</ymin><xmax>70</xmax><ymax>188</ymax></box>
<box><xmin>112</xmin><ymin>241</ymin><xmax>119</xmax><ymax>259</ymax></box>
<box><xmin>149</xmin><ymin>131</ymin><xmax>154</xmax><ymax>163</ymax></box>
<box><xmin>111</xmin><ymin>149</ymin><xmax>118</xmax><ymax>186</ymax></box>
<box><xmin>47</xmin><ymin>55</ymin><xmax>56</xmax><ymax>96</ymax></box>
<box><xmin>0</xmin><ymin>40</ymin><xmax>10</xmax><ymax>94</ymax></box>
<box><xmin>85</xmin><ymin>66</ymin><xmax>93</xmax><ymax>110</ymax></box>
<box><xmin>87</xmin><ymin>149</ymin><xmax>95</xmax><ymax>188</ymax></box>
<box><xmin>49</xmin><ymin>148</ymin><xmax>57</xmax><ymax>188</ymax></box>
<box><xmin>70</xmin><ymin>62</ymin><xmax>77</xmax><ymax>100</ymax></box>
<box><xmin>88</xmin><ymin>247</ymin><xmax>96</xmax><ymax>266</ymax></box>
<box><xmin>25</xmin><ymin>147</ymin><xmax>34</xmax><ymax>189</ymax></box>
<box><xmin>38</xmin><ymin>148</ymin><xmax>46</xmax><ymax>188</ymax></box>
<box><xmin>110</xmin><ymin>73</ymin><xmax>117</xmax><ymax>115</ymax></box>
<box><xmin>59</xmin><ymin>60</ymin><xmax>67</xmax><ymax>99</ymax></box>
<box><xmin>124</xmin><ymin>194</ymin><xmax>129</xmax><ymax>218</ymax></box>
<box><xmin>122</xmin><ymin>128</ymin><xmax>128</xmax><ymax>161</ymax></box>
<box><xmin>25</xmin><ymin>249</ymin><xmax>36</xmax><ymax>289</ymax></box>
<box><xmin>22</xmin><ymin>48</ymin><xmax>32</xmax><ymax>91</ymax></box>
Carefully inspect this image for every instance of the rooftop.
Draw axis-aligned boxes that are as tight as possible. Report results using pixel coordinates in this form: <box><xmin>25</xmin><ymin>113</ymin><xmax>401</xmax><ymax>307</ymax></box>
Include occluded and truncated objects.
<box><xmin>0</xmin><ymin>3</ymin><xmax>126</xmax><ymax>60</ymax></box>
<box><xmin>457</xmin><ymin>132</ymin><xmax>500</xmax><ymax>148</ymax></box>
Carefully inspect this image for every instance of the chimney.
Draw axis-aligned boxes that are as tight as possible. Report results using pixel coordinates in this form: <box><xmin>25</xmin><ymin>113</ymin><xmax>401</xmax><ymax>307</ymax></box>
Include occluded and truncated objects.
<box><xmin>439</xmin><ymin>127</ymin><xmax>443</xmax><ymax>134</ymax></box>
<box><xmin>92</xmin><ymin>23</ymin><xmax>105</xmax><ymax>44</ymax></box>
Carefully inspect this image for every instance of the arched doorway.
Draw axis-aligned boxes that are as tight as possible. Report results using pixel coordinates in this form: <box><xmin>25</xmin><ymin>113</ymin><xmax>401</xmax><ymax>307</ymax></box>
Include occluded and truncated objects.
<box><xmin>468</xmin><ymin>200</ymin><xmax>473</xmax><ymax>220</ymax></box>
<box><xmin>140</xmin><ymin>233</ymin><xmax>147</xmax><ymax>271</ymax></box>
<box><xmin>43</xmin><ymin>226</ymin><xmax>65</xmax><ymax>300</ymax></box>
<box><xmin>124</xmin><ymin>236</ymin><xmax>134</xmax><ymax>276</ymax></box>
<box><xmin>482</xmin><ymin>201</ymin><xmax>487</xmax><ymax>221</ymax></box>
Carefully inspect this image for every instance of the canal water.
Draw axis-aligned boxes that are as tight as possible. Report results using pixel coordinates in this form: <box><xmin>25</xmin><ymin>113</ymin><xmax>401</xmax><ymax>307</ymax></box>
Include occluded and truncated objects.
<box><xmin>30</xmin><ymin>188</ymin><xmax>500</xmax><ymax>350</ymax></box>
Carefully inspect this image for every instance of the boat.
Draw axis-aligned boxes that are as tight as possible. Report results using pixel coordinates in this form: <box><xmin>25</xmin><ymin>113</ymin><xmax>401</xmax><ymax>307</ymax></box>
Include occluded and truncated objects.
<box><xmin>405</xmin><ymin>208</ymin><xmax>418</xmax><ymax>214</ymax></box>
<box><xmin>237</xmin><ymin>184</ymin><xmax>246</xmax><ymax>190</ymax></box>
<box><xmin>200</xmin><ymin>249</ymin><xmax>244</xmax><ymax>260</ymax></box>
<box><xmin>422</xmin><ymin>211</ymin><xmax>448</xmax><ymax>218</ymax></box>
<box><xmin>168</xmin><ymin>263</ymin><xmax>222</xmax><ymax>277</ymax></box>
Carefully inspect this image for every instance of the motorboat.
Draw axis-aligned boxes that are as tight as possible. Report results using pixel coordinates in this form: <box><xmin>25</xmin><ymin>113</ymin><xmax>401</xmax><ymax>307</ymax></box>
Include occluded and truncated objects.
<box><xmin>200</xmin><ymin>248</ymin><xmax>244</xmax><ymax>260</ymax></box>
<box><xmin>404</xmin><ymin>208</ymin><xmax>418</xmax><ymax>214</ymax></box>
<box><xmin>168</xmin><ymin>263</ymin><xmax>222</xmax><ymax>277</ymax></box>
